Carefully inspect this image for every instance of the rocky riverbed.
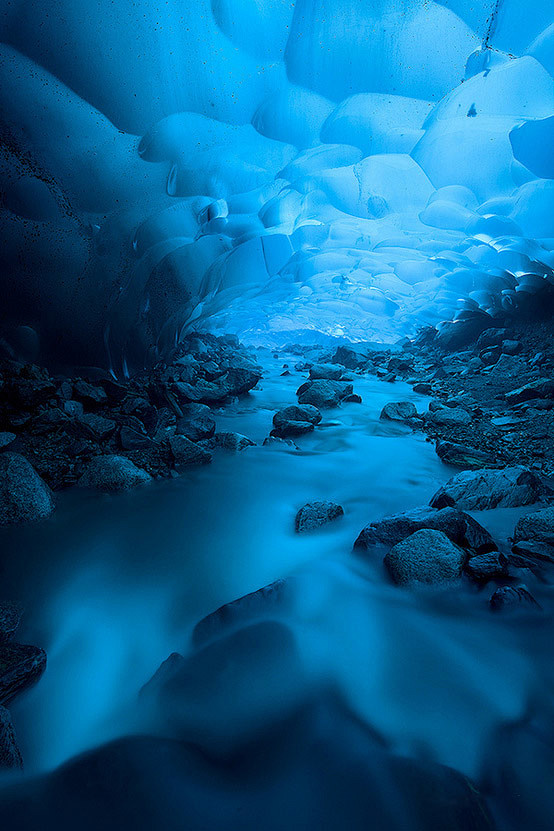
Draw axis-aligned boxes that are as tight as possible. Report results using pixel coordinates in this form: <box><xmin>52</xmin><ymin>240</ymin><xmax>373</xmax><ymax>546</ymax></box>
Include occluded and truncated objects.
<box><xmin>1</xmin><ymin>326</ymin><xmax>554</xmax><ymax>829</ymax></box>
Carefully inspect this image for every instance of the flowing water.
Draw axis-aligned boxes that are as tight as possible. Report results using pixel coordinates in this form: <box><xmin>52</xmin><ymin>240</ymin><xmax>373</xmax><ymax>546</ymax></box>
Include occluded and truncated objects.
<box><xmin>1</xmin><ymin>351</ymin><xmax>553</xmax><ymax>806</ymax></box>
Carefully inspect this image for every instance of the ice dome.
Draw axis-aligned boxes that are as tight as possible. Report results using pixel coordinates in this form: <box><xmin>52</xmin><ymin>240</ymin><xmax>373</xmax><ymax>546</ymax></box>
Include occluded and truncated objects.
<box><xmin>1</xmin><ymin>0</ymin><xmax>554</xmax><ymax>373</ymax></box>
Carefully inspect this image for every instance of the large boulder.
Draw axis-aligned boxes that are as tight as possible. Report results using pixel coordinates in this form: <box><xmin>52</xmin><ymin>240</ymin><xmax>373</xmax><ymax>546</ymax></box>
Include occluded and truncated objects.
<box><xmin>384</xmin><ymin>529</ymin><xmax>466</xmax><ymax>586</ymax></box>
<box><xmin>0</xmin><ymin>453</ymin><xmax>54</xmax><ymax>525</ymax></box>
<box><xmin>295</xmin><ymin>501</ymin><xmax>344</xmax><ymax>532</ymax></box>
<box><xmin>505</xmin><ymin>378</ymin><xmax>554</xmax><ymax>406</ymax></box>
<box><xmin>430</xmin><ymin>467</ymin><xmax>547</xmax><ymax>511</ymax></box>
<box><xmin>297</xmin><ymin>379</ymin><xmax>353</xmax><ymax>408</ymax></box>
<box><xmin>78</xmin><ymin>455</ymin><xmax>152</xmax><ymax>492</ymax></box>
<box><xmin>354</xmin><ymin>505</ymin><xmax>496</xmax><ymax>555</ymax></box>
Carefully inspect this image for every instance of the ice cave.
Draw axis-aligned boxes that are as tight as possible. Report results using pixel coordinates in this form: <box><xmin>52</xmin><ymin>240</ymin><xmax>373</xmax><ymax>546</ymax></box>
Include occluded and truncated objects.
<box><xmin>1</xmin><ymin>1</ymin><xmax>554</xmax><ymax>828</ymax></box>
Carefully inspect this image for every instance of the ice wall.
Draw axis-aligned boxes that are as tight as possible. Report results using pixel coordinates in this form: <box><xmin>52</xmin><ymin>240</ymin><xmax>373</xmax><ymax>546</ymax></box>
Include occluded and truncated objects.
<box><xmin>1</xmin><ymin>0</ymin><xmax>554</xmax><ymax>371</ymax></box>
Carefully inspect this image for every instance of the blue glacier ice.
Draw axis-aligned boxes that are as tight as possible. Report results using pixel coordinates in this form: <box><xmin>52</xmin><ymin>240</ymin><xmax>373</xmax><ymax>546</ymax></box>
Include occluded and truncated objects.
<box><xmin>1</xmin><ymin>0</ymin><xmax>554</xmax><ymax>374</ymax></box>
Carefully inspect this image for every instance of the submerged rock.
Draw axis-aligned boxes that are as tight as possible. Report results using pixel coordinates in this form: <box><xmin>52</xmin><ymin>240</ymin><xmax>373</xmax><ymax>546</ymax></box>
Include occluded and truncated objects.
<box><xmin>295</xmin><ymin>501</ymin><xmax>344</xmax><ymax>532</ymax></box>
<box><xmin>430</xmin><ymin>467</ymin><xmax>547</xmax><ymax>511</ymax></box>
<box><xmin>78</xmin><ymin>455</ymin><xmax>152</xmax><ymax>491</ymax></box>
<box><xmin>384</xmin><ymin>529</ymin><xmax>466</xmax><ymax>586</ymax></box>
<box><xmin>297</xmin><ymin>379</ymin><xmax>353</xmax><ymax>408</ymax></box>
<box><xmin>192</xmin><ymin>579</ymin><xmax>292</xmax><ymax>647</ymax></box>
<box><xmin>490</xmin><ymin>585</ymin><xmax>540</xmax><ymax>612</ymax></box>
<box><xmin>354</xmin><ymin>505</ymin><xmax>495</xmax><ymax>555</ymax></box>
<box><xmin>0</xmin><ymin>453</ymin><xmax>54</xmax><ymax>525</ymax></box>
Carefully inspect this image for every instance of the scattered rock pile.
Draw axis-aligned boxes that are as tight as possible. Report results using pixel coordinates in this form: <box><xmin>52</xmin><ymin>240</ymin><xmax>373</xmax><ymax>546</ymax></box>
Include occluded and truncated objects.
<box><xmin>0</xmin><ymin>333</ymin><xmax>262</xmax><ymax>519</ymax></box>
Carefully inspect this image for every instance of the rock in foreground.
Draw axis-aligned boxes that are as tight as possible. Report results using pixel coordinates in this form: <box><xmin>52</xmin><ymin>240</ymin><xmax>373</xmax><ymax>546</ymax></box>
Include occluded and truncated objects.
<box><xmin>384</xmin><ymin>529</ymin><xmax>466</xmax><ymax>586</ymax></box>
<box><xmin>0</xmin><ymin>453</ymin><xmax>54</xmax><ymax>526</ymax></box>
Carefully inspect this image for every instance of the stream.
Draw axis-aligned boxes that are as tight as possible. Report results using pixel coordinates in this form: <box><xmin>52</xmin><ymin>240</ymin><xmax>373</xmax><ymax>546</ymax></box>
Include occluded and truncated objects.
<box><xmin>1</xmin><ymin>350</ymin><xmax>553</xmax><ymax>804</ymax></box>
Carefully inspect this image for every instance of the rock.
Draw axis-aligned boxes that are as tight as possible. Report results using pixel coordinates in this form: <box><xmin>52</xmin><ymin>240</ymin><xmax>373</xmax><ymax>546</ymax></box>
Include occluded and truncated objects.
<box><xmin>72</xmin><ymin>380</ymin><xmax>108</xmax><ymax>408</ymax></box>
<box><xmin>202</xmin><ymin>432</ymin><xmax>255</xmax><ymax>452</ymax></box>
<box><xmin>271</xmin><ymin>421</ymin><xmax>314</xmax><ymax>438</ymax></box>
<box><xmin>332</xmin><ymin>344</ymin><xmax>369</xmax><ymax>368</ymax></box>
<box><xmin>505</xmin><ymin>378</ymin><xmax>554</xmax><ymax>406</ymax></box>
<box><xmin>0</xmin><ymin>641</ymin><xmax>47</xmax><ymax>705</ymax></box>
<box><xmin>78</xmin><ymin>455</ymin><xmax>152</xmax><ymax>491</ymax></box>
<box><xmin>220</xmin><ymin>365</ymin><xmax>262</xmax><ymax>397</ymax></box>
<box><xmin>141</xmin><ymin>621</ymin><xmax>303</xmax><ymax>752</ymax></box>
<box><xmin>0</xmin><ymin>706</ymin><xmax>22</xmax><ymax>770</ymax></box>
<box><xmin>168</xmin><ymin>435</ymin><xmax>212</xmax><ymax>465</ymax></box>
<box><xmin>0</xmin><ymin>453</ymin><xmax>54</xmax><ymax>525</ymax></box>
<box><xmin>175</xmin><ymin>404</ymin><xmax>215</xmax><ymax>442</ymax></box>
<box><xmin>354</xmin><ymin>505</ymin><xmax>496</xmax><ymax>555</ymax></box>
<box><xmin>436</xmin><ymin>316</ymin><xmax>491</xmax><ymax>351</ymax></box>
<box><xmin>384</xmin><ymin>529</ymin><xmax>466</xmax><ymax>586</ymax></box>
<box><xmin>273</xmin><ymin>405</ymin><xmax>322</xmax><ymax>427</ymax></box>
<box><xmin>308</xmin><ymin>363</ymin><xmax>344</xmax><ymax>380</ymax></box>
<box><xmin>435</xmin><ymin>441</ymin><xmax>495</xmax><ymax>470</ymax></box>
<box><xmin>513</xmin><ymin>506</ymin><xmax>554</xmax><ymax>545</ymax></box>
<box><xmin>0</xmin><ymin>432</ymin><xmax>16</xmax><ymax>449</ymax></box>
<box><xmin>380</xmin><ymin>401</ymin><xmax>418</xmax><ymax>424</ymax></box>
<box><xmin>262</xmin><ymin>436</ymin><xmax>297</xmax><ymax>449</ymax></box>
<box><xmin>62</xmin><ymin>400</ymin><xmax>84</xmax><ymax>417</ymax></box>
<box><xmin>192</xmin><ymin>579</ymin><xmax>292</xmax><ymax>647</ymax></box>
<box><xmin>343</xmin><ymin>393</ymin><xmax>362</xmax><ymax>403</ymax></box>
<box><xmin>502</xmin><ymin>339</ymin><xmax>521</xmax><ymax>355</ymax></box>
<box><xmin>119</xmin><ymin>425</ymin><xmax>154</xmax><ymax>450</ymax></box>
<box><xmin>0</xmin><ymin>603</ymin><xmax>22</xmax><ymax>642</ymax></box>
<box><xmin>509</xmin><ymin>540</ymin><xmax>554</xmax><ymax>571</ymax></box>
<box><xmin>424</xmin><ymin>406</ymin><xmax>471</xmax><ymax>427</ymax></box>
<box><xmin>488</xmin><ymin>353</ymin><xmax>527</xmax><ymax>378</ymax></box>
<box><xmin>464</xmin><ymin>552</ymin><xmax>508</xmax><ymax>582</ymax></box>
<box><xmin>490</xmin><ymin>585</ymin><xmax>540</xmax><ymax>612</ymax></box>
<box><xmin>297</xmin><ymin>379</ymin><xmax>353</xmax><ymax>408</ymax></box>
<box><xmin>77</xmin><ymin>413</ymin><xmax>117</xmax><ymax>441</ymax></box>
<box><xmin>476</xmin><ymin>328</ymin><xmax>510</xmax><ymax>350</ymax></box>
<box><xmin>7</xmin><ymin>377</ymin><xmax>56</xmax><ymax>409</ymax></box>
<box><xmin>295</xmin><ymin>501</ymin><xmax>344</xmax><ymax>532</ymax></box>
<box><xmin>413</xmin><ymin>382</ymin><xmax>433</xmax><ymax>394</ymax></box>
<box><xmin>430</xmin><ymin>467</ymin><xmax>547</xmax><ymax>511</ymax></box>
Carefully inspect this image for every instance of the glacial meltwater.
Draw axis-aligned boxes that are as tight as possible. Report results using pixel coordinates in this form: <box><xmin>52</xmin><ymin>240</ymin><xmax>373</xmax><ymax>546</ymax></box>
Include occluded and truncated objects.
<box><xmin>1</xmin><ymin>352</ymin><xmax>552</xmax><ymax>812</ymax></box>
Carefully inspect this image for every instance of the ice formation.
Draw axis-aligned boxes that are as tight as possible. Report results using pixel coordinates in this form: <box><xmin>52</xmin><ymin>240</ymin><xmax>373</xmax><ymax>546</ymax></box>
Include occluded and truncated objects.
<box><xmin>1</xmin><ymin>0</ymin><xmax>554</xmax><ymax>373</ymax></box>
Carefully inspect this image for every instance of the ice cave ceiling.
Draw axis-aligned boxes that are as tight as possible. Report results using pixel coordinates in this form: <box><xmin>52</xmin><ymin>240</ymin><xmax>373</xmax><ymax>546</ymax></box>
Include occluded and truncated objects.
<box><xmin>1</xmin><ymin>0</ymin><xmax>554</xmax><ymax>373</ymax></box>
